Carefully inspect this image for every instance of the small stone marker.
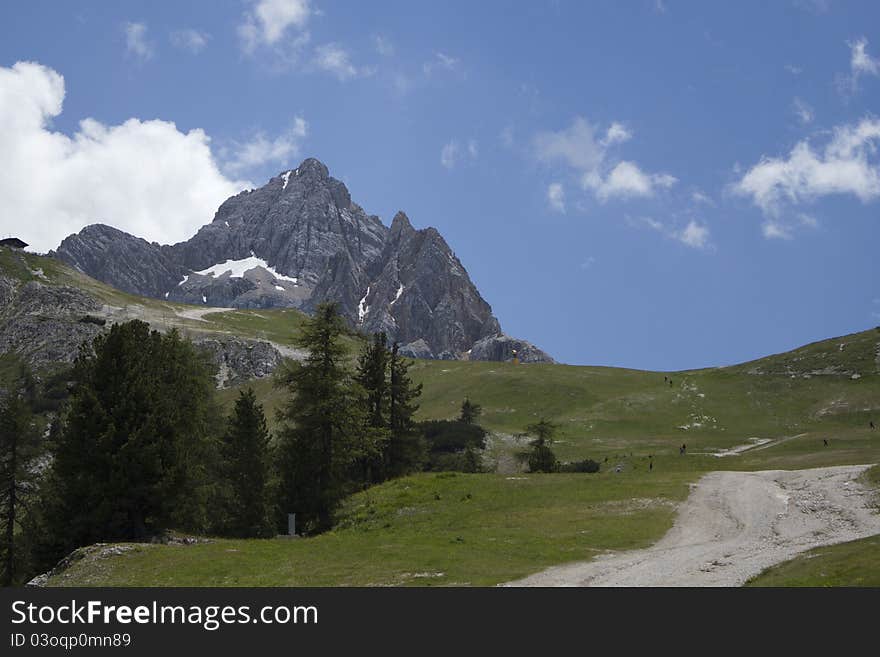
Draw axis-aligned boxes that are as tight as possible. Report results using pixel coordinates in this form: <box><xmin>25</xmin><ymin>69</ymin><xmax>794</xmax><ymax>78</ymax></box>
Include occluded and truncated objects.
<box><xmin>288</xmin><ymin>513</ymin><xmax>296</xmax><ymax>536</ymax></box>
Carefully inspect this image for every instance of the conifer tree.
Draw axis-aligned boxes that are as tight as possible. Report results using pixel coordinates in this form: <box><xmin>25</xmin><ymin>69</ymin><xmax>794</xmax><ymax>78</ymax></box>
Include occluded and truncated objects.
<box><xmin>41</xmin><ymin>321</ymin><xmax>219</xmax><ymax>559</ymax></box>
<box><xmin>275</xmin><ymin>303</ymin><xmax>366</xmax><ymax>532</ymax></box>
<box><xmin>219</xmin><ymin>387</ymin><xmax>273</xmax><ymax>538</ymax></box>
<box><xmin>386</xmin><ymin>342</ymin><xmax>425</xmax><ymax>477</ymax></box>
<box><xmin>0</xmin><ymin>361</ymin><xmax>42</xmax><ymax>586</ymax></box>
<box><xmin>524</xmin><ymin>418</ymin><xmax>558</xmax><ymax>473</ymax></box>
<box><xmin>459</xmin><ymin>398</ymin><xmax>482</xmax><ymax>425</ymax></box>
<box><xmin>354</xmin><ymin>332</ymin><xmax>390</xmax><ymax>483</ymax></box>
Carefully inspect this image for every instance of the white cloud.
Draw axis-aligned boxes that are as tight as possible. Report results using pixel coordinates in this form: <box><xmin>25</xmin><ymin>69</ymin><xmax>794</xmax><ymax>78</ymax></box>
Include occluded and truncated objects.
<box><xmin>239</xmin><ymin>0</ymin><xmax>311</xmax><ymax>54</ymax></box>
<box><xmin>423</xmin><ymin>52</ymin><xmax>459</xmax><ymax>76</ymax></box>
<box><xmin>440</xmin><ymin>141</ymin><xmax>458</xmax><ymax>169</ymax></box>
<box><xmin>630</xmin><ymin>216</ymin><xmax>711</xmax><ymax>250</ymax></box>
<box><xmin>792</xmin><ymin>97</ymin><xmax>814</xmax><ymax>125</ymax></box>
<box><xmin>124</xmin><ymin>22</ymin><xmax>154</xmax><ymax>61</ymax></box>
<box><xmin>603</xmin><ymin>122</ymin><xmax>632</xmax><ymax>146</ymax></box>
<box><xmin>850</xmin><ymin>37</ymin><xmax>880</xmax><ymax>77</ymax></box>
<box><xmin>0</xmin><ymin>61</ymin><xmax>250</xmax><ymax>253</ymax></box>
<box><xmin>691</xmin><ymin>190</ymin><xmax>714</xmax><ymax>205</ymax></box>
<box><xmin>547</xmin><ymin>182</ymin><xmax>566</xmax><ymax>213</ymax></box>
<box><xmin>585</xmin><ymin>161</ymin><xmax>677</xmax><ymax>201</ymax></box>
<box><xmin>735</xmin><ymin>118</ymin><xmax>880</xmax><ymax>215</ymax></box>
<box><xmin>313</xmin><ymin>43</ymin><xmax>360</xmax><ymax>80</ymax></box>
<box><xmin>534</xmin><ymin>116</ymin><xmax>676</xmax><ymax>202</ymax></box>
<box><xmin>170</xmin><ymin>28</ymin><xmax>210</xmax><ymax>54</ymax></box>
<box><xmin>223</xmin><ymin>117</ymin><xmax>308</xmax><ymax>174</ymax></box>
<box><xmin>677</xmin><ymin>220</ymin><xmax>710</xmax><ymax>249</ymax></box>
<box><xmin>839</xmin><ymin>37</ymin><xmax>880</xmax><ymax>95</ymax></box>
<box><xmin>761</xmin><ymin>213</ymin><xmax>819</xmax><ymax>240</ymax></box>
<box><xmin>374</xmin><ymin>35</ymin><xmax>394</xmax><ymax>57</ymax></box>
<box><xmin>467</xmin><ymin>139</ymin><xmax>478</xmax><ymax>158</ymax></box>
<box><xmin>785</xmin><ymin>64</ymin><xmax>803</xmax><ymax>75</ymax></box>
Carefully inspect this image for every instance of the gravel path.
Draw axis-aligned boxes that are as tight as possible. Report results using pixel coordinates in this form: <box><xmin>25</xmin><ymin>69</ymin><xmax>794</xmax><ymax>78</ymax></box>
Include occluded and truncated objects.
<box><xmin>505</xmin><ymin>464</ymin><xmax>880</xmax><ymax>587</ymax></box>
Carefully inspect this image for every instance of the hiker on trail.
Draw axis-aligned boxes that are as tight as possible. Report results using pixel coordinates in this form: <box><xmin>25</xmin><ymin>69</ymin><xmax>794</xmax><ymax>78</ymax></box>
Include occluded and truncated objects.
<box><xmin>649</xmin><ymin>460</ymin><xmax>653</xmax><ymax>472</ymax></box>
<box><xmin>680</xmin><ymin>443</ymin><xmax>687</xmax><ymax>455</ymax></box>
<box><xmin>871</xmin><ymin>421</ymin><xmax>875</xmax><ymax>430</ymax></box>
<box><xmin>823</xmin><ymin>438</ymin><xmax>828</xmax><ymax>447</ymax></box>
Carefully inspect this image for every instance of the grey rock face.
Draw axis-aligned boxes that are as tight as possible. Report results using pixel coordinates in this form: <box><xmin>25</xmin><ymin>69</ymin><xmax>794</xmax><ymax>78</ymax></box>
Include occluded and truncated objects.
<box><xmin>468</xmin><ymin>334</ymin><xmax>555</xmax><ymax>364</ymax></box>
<box><xmin>53</xmin><ymin>225</ymin><xmax>185</xmax><ymax>299</ymax></box>
<box><xmin>52</xmin><ymin>158</ymin><xmax>552</xmax><ymax>362</ymax></box>
<box><xmin>0</xmin><ymin>276</ymin><xmax>105</xmax><ymax>369</ymax></box>
<box><xmin>193</xmin><ymin>337</ymin><xmax>282</xmax><ymax>388</ymax></box>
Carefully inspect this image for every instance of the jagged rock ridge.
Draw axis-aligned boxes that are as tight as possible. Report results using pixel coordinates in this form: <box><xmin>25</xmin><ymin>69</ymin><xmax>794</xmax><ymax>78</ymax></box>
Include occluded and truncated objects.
<box><xmin>53</xmin><ymin>158</ymin><xmax>552</xmax><ymax>362</ymax></box>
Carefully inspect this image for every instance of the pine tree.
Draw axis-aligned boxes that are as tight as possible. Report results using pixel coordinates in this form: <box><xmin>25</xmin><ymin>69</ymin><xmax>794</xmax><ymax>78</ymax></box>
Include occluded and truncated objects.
<box><xmin>275</xmin><ymin>303</ymin><xmax>366</xmax><ymax>532</ymax></box>
<box><xmin>524</xmin><ymin>418</ymin><xmax>558</xmax><ymax>473</ymax></box>
<box><xmin>0</xmin><ymin>361</ymin><xmax>42</xmax><ymax>586</ymax></box>
<box><xmin>41</xmin><ymin>321</ymin><xmax>220</xmax><ymax>559</ymax></box>
<box><xmin>459</xmin><ymin>398</ymin><xmax>482</xmax><ymax>425</ymax></box>
<box><xmin>219</xmin><ymin>388</ymin><xmax>274</xmax><ymax>538</ymax></box>
<box><xmin>386</xmin><ymin>342</ymin><xmax>425</xmax><ymax>477</ymax></box>
<box><xmin>354</xmin><ymin>332</ymin><xmax>391</xmax><ymax>484</ymax></box>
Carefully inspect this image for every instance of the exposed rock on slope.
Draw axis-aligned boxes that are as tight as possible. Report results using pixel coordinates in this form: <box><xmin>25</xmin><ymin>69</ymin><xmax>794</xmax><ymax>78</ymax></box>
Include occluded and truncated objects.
<box><xmin>53</xmin><ymin>158</ymin><xmax>551</xmax><ymax>362</ymax></box>
<box><xmin>468</xmin><ymin>334</ymin><xmax>555</xmax><ymax>364</ymax></box>
<box><xmin>193</xmin><ymin>337</ymin><xmax>282</xmax><ymax>388</ymax></box>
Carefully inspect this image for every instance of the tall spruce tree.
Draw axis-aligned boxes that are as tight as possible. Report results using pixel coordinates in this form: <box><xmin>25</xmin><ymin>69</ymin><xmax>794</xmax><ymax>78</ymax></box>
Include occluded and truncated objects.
<box><xmin>354</xmin><ymin>332</ymin><xmax>391</xmax><ymax>484</ymax></box>
<box><xmin>275</xmin><ymin>303</ymin><xmax>366</xmax><ymax>532</ymax></box>
<box><xmin>40</xmin><ymin>321</ymin><xmax>219</xmax><ymax>560</ymax></box>
<box><xmin>0</xmin><ymin>361</ymin><xmax>42</xmax><ymax>586</ymax></box>
<box><xmin>219</xmin><ymin>388</ymin><xmax>273</xmax><ymax>538</ymax></box>
<box><xmin>524</xmin><ymin>418</ymin><xmax>558</xmax><ymax>473</ymax></box>
<box><xmin>386</xmin><ymin>342</ymin><xmax>425</xmax><ymax>477</ymax></box>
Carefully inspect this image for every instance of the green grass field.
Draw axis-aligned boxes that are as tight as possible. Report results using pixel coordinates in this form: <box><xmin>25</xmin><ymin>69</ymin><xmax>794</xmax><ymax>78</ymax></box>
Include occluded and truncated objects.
<box><xmin>5</xmin><ymin>249</ymin><xmax>880</xmax><ymax>586</ymax></box>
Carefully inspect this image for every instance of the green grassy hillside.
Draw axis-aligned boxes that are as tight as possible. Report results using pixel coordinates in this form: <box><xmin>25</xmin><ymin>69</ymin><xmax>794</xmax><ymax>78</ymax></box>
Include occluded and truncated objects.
<box><xmin>5</xmin><ymin>248</ymin><xmax>880</xmax><ymax>587</ymax></box>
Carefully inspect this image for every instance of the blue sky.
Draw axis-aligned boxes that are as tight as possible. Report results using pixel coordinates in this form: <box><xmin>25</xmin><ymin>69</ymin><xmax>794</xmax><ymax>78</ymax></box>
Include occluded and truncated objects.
<box><xmin>1</xmin><ymin>0</ymin><xmax>878</xmax><ymax>370</ymax></box>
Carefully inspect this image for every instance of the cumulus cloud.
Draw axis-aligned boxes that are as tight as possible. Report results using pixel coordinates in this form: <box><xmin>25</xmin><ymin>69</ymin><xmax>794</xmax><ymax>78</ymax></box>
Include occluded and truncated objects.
<box><xmin>735</xmin><ymin>118</ymin><xmax>880</xmax><ymax>215</ymax></box>
<box><xmin>239</xmin><ymin>0</ymin><xmax>311</xmax><ymax>54</ymax></box>
<box><xmin>124</xmin><ymin>22</ymin><xmax>154</xmax><ymax>61</ymax></box>
<box><xmin>547</xmin><ymin>182</ymin><xmax>566</xmax><ymax>213</ymax></box>
<box><xmin>170</xmin><ymin>28</ymin><xmax>210</xmax><ymax>54</ymax></box>
<box><xmin>0</xmin><ymin>61</ymin><xmax>250</xmax><ymax>253</ymax></box>
<box><xmin>223</xmin><ymin>117</ymin><xmax>308</xmax><ymax>174</ymax></box>
<box><xmin>312</xmin><ymin>43</ymin><xmax>362</xmax><ymax>80</ymax></box>
<box><xmin>534</xmin><ymin>116</ymin><xmax>676</xmax><ymax>202</ymax></box>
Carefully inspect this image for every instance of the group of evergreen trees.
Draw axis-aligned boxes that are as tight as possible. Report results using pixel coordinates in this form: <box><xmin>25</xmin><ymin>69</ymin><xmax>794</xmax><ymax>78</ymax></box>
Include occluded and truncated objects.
<box><xmin>276</xmin><ymin>307</ymin><xmax>424</xmax><ymax>532</ymax></box>
<box><xmin>0</xmin><ymin>302</ymin><xmax>431</xmax><ymax>583</ymax></box>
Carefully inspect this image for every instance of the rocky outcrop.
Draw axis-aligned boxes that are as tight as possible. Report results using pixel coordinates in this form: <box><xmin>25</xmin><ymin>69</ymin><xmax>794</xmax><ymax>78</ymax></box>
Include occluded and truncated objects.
<box><xmin>468</xmin><ymin>334</ymin><xmax>555</xmax><ymax>364</ymax></box>
<box><xmin>358</xmin><ymin>212</ymin><xmax>501</xmax><ymax>359</ymax></box>
<box><xmin>52</xmin><ymin>157</ymin><xmax>552</xmax><ymax>362</ymax></box>
<box><xmin>53</xmin><ymin>225</ymin><xmax>185</xmax><ymax>300</ymax></box>
<box><xmin>193</xmin><ymin>337</ymin><xmax>282</xmax><ymax>388</ymax></box>
<box><xmin>0</xmin><ymin>276</ymin><xmax>105</xmax><ymax>369</ymax></box>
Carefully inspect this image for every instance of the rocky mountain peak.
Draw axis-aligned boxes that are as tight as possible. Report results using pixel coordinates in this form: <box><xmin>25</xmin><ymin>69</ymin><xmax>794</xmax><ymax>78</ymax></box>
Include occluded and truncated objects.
<box><xmin>52</xmin><ymin>159</ymin><xmax>553</xmax><ymax>363</ymax></box>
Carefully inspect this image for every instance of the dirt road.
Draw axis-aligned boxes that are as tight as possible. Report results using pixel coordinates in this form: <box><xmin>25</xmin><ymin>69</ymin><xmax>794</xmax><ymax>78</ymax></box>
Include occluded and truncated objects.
<box><xmin>505</xmin><ymin>464</ymin><xmax>880</xmax><ymax>587</ymax></box>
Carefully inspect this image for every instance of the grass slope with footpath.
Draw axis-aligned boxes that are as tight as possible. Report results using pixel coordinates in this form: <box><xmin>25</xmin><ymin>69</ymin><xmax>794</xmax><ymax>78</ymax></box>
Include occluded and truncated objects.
<box><xmin>3</xmin><ymin>249</ymin><xmax>879</xmax><ymax>586</ymax></box>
